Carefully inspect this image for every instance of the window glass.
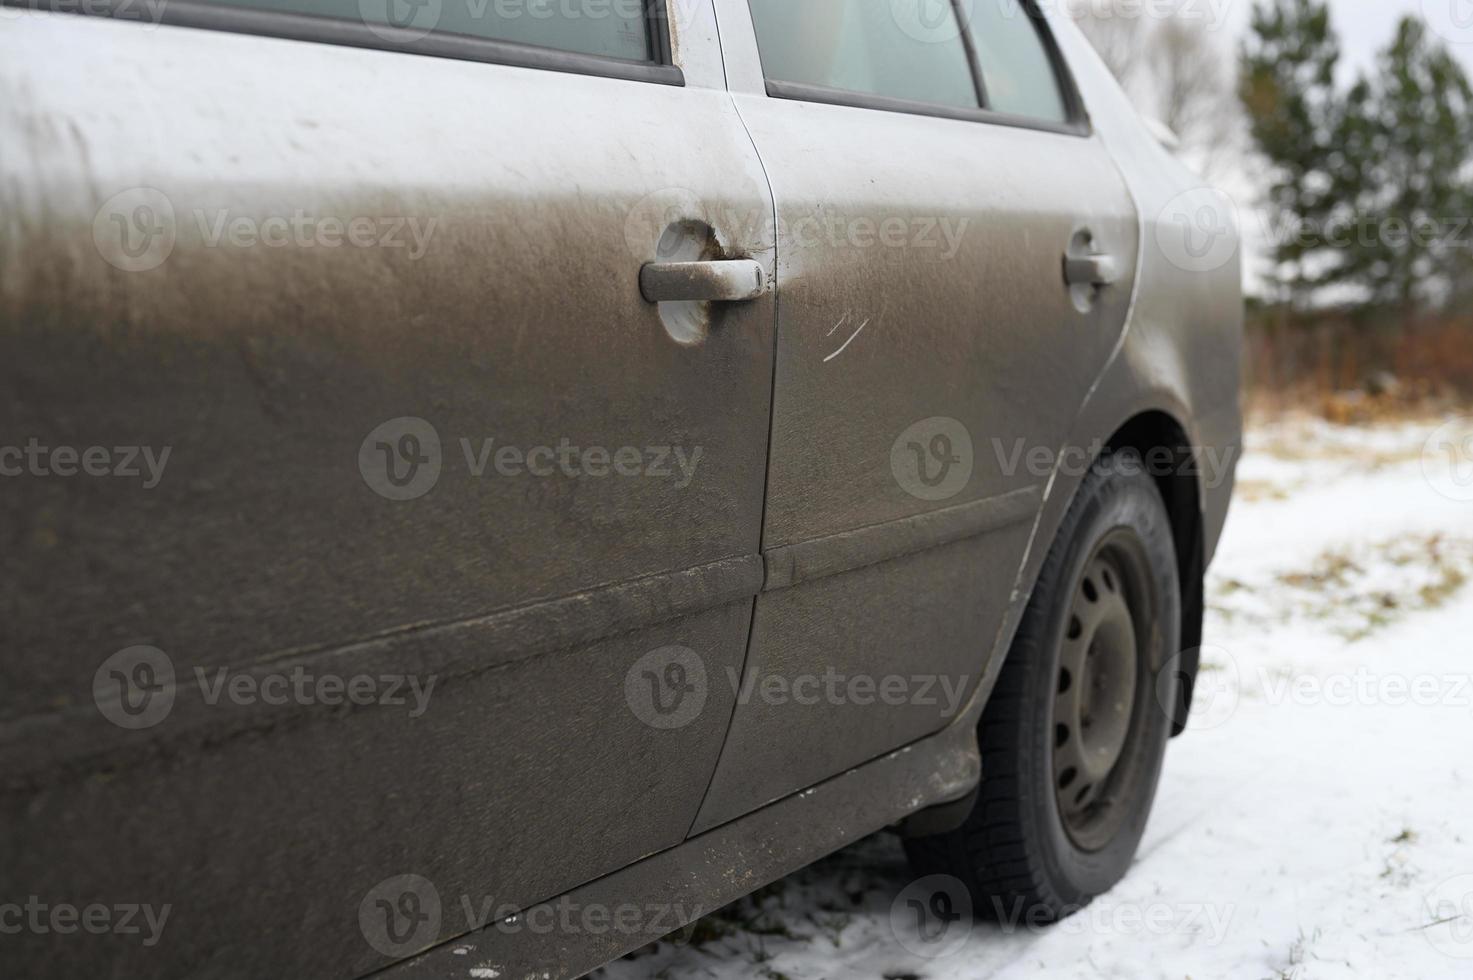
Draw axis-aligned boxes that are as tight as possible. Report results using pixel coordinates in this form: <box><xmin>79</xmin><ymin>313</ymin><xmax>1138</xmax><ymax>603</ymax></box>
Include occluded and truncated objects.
<box><xmin>748</xmin><ymin>0</ymin><xmax>979</xmax><ymax>110</ymax></box>
<box><xmin>964</xmin><ymin>0</ymin><xmax>1069</xmax><ymax>122</ymax></box>
<box><xmin>197</xmin><ymin>0</ymin><xmax>654</xmax><ymax>62</ymax></box>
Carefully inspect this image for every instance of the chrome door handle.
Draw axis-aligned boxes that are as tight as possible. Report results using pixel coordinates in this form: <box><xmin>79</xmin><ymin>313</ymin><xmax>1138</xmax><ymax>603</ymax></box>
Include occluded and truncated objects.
<box><xmin>1063</xmin><ymin>253</ymin><xmax>1119</xmax><ymax>288</ymax></box>
<box><xmin>640</xmin><ymin>260</ymin><xmax>765</xmax><ymax>303</ymax></box>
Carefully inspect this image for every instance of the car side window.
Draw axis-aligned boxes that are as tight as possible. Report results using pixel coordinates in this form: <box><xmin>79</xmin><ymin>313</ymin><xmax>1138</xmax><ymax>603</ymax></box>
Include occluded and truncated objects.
<box><xmin>196</xmin><ymin>0</ymin><xmax>655</xmax><ymax>62</ymax></box>
<box><xmin>964</xmin><ymin>1</ymin><xmax>1069</xmax><ymax>123</ymax></box>
<box><xmin>747</xmin><ymin>0</ymin><xmax>979</xmax><ymax>110</ymax></box>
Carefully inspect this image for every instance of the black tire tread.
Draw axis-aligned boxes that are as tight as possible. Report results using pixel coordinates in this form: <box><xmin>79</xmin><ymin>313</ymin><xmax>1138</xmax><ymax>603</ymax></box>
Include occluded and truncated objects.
<box><xmin>906</xmin><ymin>448</ymin><xmax>1167</xmax><ymax>922</ymax></box>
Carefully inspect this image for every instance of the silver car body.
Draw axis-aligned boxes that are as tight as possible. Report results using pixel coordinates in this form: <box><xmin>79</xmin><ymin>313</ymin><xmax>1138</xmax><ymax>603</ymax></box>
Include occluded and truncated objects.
<box><xmin>0</xmin><ymin>2</ymin><xmax>1241</xmax><ymax>976</ymax></box>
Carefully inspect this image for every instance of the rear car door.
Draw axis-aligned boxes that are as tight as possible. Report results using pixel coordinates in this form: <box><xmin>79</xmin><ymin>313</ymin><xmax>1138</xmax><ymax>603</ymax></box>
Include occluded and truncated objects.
<box><xmin>0</xmin><ymin>3</ymin><xmax>775</xmax><ymax>976</ymax></box>
<box><xmin>693</xmin><ymin>0</ymin><xmax>1141</xmax><ymax>830</ymax></box>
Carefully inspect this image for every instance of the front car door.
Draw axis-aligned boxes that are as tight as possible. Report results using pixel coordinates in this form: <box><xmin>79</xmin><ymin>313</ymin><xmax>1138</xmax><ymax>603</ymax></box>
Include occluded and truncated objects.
<box><xmin>694</xmin><ymin>0</ymin><xmax>1141</xmax><ymax>829</ymax></box>
<box><xmin>0</xmin><ymin>2</ymin><xmax>774</xmax><ymax>975</ymax></box>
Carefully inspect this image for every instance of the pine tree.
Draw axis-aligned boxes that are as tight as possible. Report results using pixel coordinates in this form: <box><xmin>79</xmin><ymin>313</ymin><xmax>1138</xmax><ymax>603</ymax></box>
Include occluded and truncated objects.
<box><xmin>1337</xmin><ymin>17</ymin><xmax>1473</xmax><ymax>314</ymax></box>
<box><xmin>1239</xmin><ymin>0</ymin><xmax>1344</xmax><ymax>308</ymax></box>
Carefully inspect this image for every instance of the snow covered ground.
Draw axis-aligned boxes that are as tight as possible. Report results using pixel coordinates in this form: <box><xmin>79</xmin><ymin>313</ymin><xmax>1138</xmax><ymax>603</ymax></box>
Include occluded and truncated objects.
<box><xmin>600</xmin><ymin>415</ymin><xmax>1473</xmax><ymax>980</ymax></box>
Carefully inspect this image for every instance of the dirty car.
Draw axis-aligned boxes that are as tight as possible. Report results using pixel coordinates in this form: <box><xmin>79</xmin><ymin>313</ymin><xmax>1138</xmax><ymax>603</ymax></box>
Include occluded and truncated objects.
<box><xmin>0</xmin><ymin>0</ymin><xmax>1242</xmax><ymax>976</ymax></box>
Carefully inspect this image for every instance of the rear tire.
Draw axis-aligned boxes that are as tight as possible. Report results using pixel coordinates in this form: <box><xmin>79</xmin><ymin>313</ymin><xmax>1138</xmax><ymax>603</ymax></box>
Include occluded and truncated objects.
<box><xmin>905</xmin><ymin>448</ymin><xmax>1182</xmax><ymax>921</ymax></box>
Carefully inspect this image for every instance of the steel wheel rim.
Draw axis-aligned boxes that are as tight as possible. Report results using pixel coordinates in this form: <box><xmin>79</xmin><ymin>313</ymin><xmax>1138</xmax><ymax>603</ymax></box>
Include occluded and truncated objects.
<box><xmin>1051</xmin><ymin>530</ymin><xmax>1154</xmax><ymax>851</ymax></box>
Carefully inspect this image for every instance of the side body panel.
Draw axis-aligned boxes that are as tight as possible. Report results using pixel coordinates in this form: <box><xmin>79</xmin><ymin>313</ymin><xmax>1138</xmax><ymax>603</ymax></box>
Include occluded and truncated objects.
<box><xmin>381</xmin><ymin>11</ymin><xmax>1243</xmax><ymax>978</ymax></box>
<box><xmin>951</xmin><ymin>12</ymin><xmax>1245</xmax><ymax>751</ymax></box>
<box><xmin>0</xmin><ymin>7</ymin><xmax>776</xmax><ymax>977</ymax></box>
<box><xmin>692</xmin><ymin>0</ymin><xmax>1142</xmax><ymax>831</ymax></box>
<box><xmin>1061</xmin><ymin>16</ymin><xmax>1244</xmax><ymax>563</ymax></box>
<box><xmin>0</xmin><ymin>4</ymin><xmax>1244</xmax><ymax>979</ymax></box>
<box><xmin>378</xmin><ymin>10</ymin><xmax>1247</xmax><ymax>971</ymax></box>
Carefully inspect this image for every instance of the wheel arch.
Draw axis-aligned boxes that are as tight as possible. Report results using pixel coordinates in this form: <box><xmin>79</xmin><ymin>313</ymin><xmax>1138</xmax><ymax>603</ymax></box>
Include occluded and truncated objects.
<box><xmin>1100</xmin><ymin>409</ymin><xmax>1204</xmax><ymax>737</ymax></box>
<box><xmin>901</xmin><ymin>404</ymin><xmax>1214</xmax><ymax>840</ymax></box>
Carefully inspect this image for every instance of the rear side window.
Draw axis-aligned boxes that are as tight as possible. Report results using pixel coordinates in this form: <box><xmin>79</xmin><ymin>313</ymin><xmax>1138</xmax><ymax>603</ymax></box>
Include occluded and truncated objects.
<box><xmin>197</xmin><ymin>0</ymin><xmax>655</xmax><ymax>62</ymax></box>
<box><xmin>964</xmin><ymin>1</ymin><xmax>1069</xmax><ymax>123</ymax></box>
<box><xmin>747</xmin><ymin>0</ymin><xmax>980</xmax><ymax>110</ymax></box>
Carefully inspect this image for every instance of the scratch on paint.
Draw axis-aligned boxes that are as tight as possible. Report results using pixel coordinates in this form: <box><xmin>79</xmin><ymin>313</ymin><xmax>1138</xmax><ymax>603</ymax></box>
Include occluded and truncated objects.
<box><xmin>824</xmin><ymin>316</ymin><xmax>870</xmax><ymax>362</ymax></box>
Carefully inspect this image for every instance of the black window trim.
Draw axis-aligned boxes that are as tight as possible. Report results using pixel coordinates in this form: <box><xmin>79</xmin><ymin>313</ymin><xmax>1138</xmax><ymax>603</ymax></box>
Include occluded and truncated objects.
<box><xmin>5</xmin><ymin>0</ymin><xmax>685</xmax><ymax>86</ymax></box>
<box><xmin>758</xmin><ymin>0</ymin><xmax>1091</xmax><ymax>138</ymax></box>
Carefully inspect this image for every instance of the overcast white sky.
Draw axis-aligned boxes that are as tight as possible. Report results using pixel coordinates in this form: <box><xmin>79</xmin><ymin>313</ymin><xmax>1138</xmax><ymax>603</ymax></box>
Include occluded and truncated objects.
<box><xmin>1212</xmin><ymin>0</ymin><xmax>1473</xmax><ymax>78</ymax></box>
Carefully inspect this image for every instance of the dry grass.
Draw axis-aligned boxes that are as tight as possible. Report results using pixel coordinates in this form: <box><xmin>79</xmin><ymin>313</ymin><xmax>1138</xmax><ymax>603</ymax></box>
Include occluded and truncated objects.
<box><xmin>1244</xmin><ymin>311</ymin><xmax>1473</xmax><ymax>424</ymax></box>
<box><xmin>1211</xmin><ymin>535</ymin><xmax>1473</xmax><ymax>642</ymax></box>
